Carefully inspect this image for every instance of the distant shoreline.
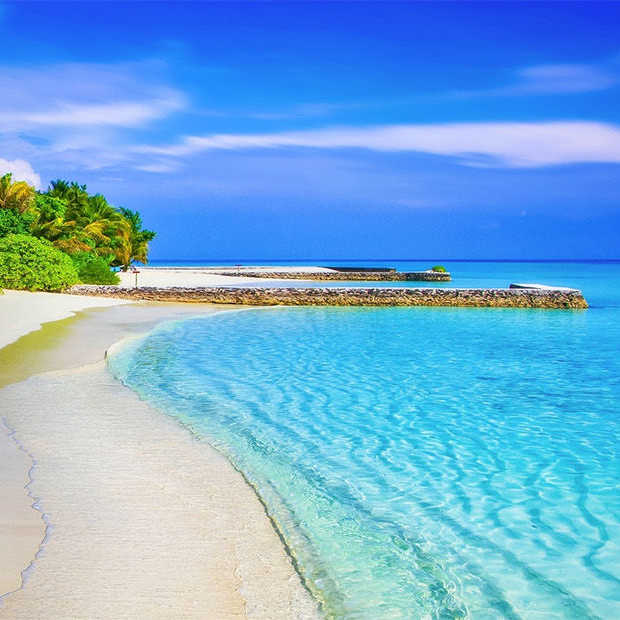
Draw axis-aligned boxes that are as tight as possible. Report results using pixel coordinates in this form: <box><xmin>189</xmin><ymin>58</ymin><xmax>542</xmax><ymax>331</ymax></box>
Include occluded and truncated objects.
<box><xmin>148</xmin><ymin>258</ymin><xmax>620</xmax><ymax>264</ymax></box>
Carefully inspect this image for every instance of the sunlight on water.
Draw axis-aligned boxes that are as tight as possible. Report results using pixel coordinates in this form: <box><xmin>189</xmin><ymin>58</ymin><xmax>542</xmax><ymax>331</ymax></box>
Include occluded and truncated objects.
<box><xmin>108</xmin><ymin>263</ymin><xmax>620</xmax><ymax>619</ymax></box>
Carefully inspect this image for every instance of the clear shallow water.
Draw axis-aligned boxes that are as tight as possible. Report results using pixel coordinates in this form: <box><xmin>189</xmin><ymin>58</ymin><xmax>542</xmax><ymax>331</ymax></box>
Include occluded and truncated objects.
<box><xmin>109</xmin><ymin>262</ymin><xmax>620</xmax><ymax>618</ymax></box>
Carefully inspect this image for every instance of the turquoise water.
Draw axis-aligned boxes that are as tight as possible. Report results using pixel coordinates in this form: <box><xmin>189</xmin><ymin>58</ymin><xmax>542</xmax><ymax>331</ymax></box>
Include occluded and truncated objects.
<box><xmin>108</xmin><ymin>262</ymin><xmax>620</xmax><ymax>618</ymax></box>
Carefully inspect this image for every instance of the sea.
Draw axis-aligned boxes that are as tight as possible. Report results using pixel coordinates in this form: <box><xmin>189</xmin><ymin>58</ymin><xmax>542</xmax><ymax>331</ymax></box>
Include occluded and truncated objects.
<box><xmin>108</xmin><ymin>260</ymin><xmax>620</xmax><ymax>619</ymax></box>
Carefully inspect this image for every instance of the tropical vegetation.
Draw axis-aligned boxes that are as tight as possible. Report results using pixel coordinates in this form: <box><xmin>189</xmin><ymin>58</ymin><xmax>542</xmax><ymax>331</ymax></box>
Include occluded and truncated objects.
<box><xmin>0</xmin><ymin>234</ymin><xmax>79</xmax><ymax>291</ymax></box>
<box><xmin>0</xmin><ymin>173</ymin><xmax>155</xmax><ymax>291</ymax></box>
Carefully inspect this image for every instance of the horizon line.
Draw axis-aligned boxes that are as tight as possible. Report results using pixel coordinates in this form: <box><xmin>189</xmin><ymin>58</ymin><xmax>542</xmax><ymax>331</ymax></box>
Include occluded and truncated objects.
<box><xmin>149</xmin><ymin>258</ymin><xmax>620</xmax><ymax>264</ymax></box>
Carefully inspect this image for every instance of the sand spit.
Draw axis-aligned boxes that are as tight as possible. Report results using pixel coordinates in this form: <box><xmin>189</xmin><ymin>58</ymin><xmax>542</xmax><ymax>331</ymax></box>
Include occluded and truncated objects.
<box><xmin>0</xmin><ymin>303</ymin><xmax>319</xmax><ymax>619</ymax></box>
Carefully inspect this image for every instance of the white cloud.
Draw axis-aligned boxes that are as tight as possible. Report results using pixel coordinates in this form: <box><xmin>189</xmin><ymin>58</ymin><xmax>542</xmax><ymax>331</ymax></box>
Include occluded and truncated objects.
<box><xmin>0</xmin><ymin>158</ymin><xmax>41</xmax><ymax>188</ymax></box>
<box><xmin>134</xmin><ymin>163</ymin><xmax>179</xmax><ymax>173</ymax></box>
<box><xmin>447</xmin><ymin>60</ymin><xmax>619</xmax><ymax>100</ymax></box>
<box><xmin>0</xmin><ymin>61</ymin><xmax>187</xmax><ymax>180</ymax></box>
<box><xmin>16</xmin><ymin>96</ymin><xmax>184</xmax><ymax>128</ymax></box>
<box><xmin>136</xmin><ymin>121</ymin><xmax>620</xmax><ymax>168</ymax></box>
<box><xmin>0</xmin><ymin>61</ymin><xmax>186</xmax><ymax>130</ymax></box>
<box><xmin>508</xmin><ymin>63</ymin><xmax>618</xmax><ymax>95</ymax></box>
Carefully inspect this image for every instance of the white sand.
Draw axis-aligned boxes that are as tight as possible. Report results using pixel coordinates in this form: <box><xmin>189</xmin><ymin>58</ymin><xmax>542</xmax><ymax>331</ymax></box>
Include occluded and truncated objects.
<box><xmin>0</xmin><ymin>364</ymin><xmax>318</xmax><ymax>619</ymax></box>
<box><xmin>116</xmin><ymin>266</ymin><xmax>333</xmax><ymax>289</ymax></box>
<box><xmin>0</xmin><ymin>289</ymin><xmax>129</xmax><ymax>350</ymax></box>
<box><xmin>0</xmin><ymin>301</ymin><xmax>319</xmax><ymax>618</ymax></box>
<box><xmin>0</xmin><ymin>421</ymin><xmax>43</xmax><ymax>596</ymax></box>
<box><xmin>0</xmin><ymin>289</ymin><xmax>130</xmax><ymax>594</ymax></box>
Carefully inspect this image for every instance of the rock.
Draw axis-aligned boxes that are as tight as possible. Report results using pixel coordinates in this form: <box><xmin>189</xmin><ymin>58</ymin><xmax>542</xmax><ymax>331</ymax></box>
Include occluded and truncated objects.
<box><xmin>67</xmin><ymin>285</ymin><xmax>588</xmax><ymax>309</ymax></box>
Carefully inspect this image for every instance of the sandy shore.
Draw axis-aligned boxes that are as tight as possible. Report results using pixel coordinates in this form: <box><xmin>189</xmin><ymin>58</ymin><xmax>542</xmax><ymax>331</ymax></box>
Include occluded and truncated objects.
<box><xmin>0</xmin><ymin>289</ymin><xmax>130</xmax><ymax>350</ymax></box>
<box><xmin>116</xmin><ymin>266</ymin><xmax>329</xmax><ymax>288</ymax></box>
<box><xmin>0</xmin><ymin>297</ymin><xmax>319</xmax><ymax>618</ymax></box>
<box><xmin>0</xmin><ymin>290</ymin><xmax>131</xmax><ymax>595</ymax></box>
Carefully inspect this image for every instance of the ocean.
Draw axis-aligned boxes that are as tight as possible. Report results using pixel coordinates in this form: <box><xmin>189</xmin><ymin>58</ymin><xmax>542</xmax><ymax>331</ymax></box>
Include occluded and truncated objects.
<box><xmin>108</xmin><ymin>261</ymin><xmax>620</xmax><ymax>618</ymax></box>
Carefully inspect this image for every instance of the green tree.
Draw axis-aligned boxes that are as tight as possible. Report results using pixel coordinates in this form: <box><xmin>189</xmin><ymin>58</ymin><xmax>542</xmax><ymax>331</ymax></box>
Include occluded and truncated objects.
<box><xmin>7</xmin><ymin>178</ymin><xmax>157</xmax><ymax>279</ymax></box>
<box><xmin>35</xmin><ymin>186</ymin><xmax>130</xmax><ymax>260</ymax></box>
<box><xmin>0</xmin><ymin>173</ymin><xmax>35</xmax><ymax>213</ymax></box>
<box><xmin>116</xmin><ymin>207</ymin><xmax>156</xmax><ymax>269</ymax></box>
<box><xmin>30</xmin><ymin>194</ymin><xmax>91</xmax><ymax>254</ymax></box>
<box><xmin>48</xmin><ymin>179</ymin><xmax>89</xmax><ymax>214</ymax></box>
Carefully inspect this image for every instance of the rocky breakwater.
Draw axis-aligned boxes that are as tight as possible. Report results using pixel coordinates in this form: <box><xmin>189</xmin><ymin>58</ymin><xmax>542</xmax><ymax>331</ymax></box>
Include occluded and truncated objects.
<box><xmin>212</xmin><ymin>270</ymin><xmax>451</xmax><ymax>281</ymax></box>
<box><xmin>68</xmin><ymin>285</ymin><xmax>588</xmax><ymax>309</ymax></box>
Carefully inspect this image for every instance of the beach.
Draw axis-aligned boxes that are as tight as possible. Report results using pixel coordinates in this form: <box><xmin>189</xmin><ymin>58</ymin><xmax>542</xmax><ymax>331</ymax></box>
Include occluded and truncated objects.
<box><xmin>115</xmin><ymin>266</ymin><xmax>326</xmax><ymax>289</ymax></box>
<box><xmin>1</xmin><ymin>262</ymin><xmax>617</xmax><ymax>617</ymax></box>
<box><xmin>0</xmin><ymin>292</ymin><xmax>318</xmax><ymax>618</ymax></box>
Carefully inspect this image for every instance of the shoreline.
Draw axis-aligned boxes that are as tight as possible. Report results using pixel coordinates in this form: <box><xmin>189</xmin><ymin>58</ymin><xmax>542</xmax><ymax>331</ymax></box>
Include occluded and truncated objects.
<box><xmin>0</xmin><ymin>289</ymin><xmax>131</xmax><ymax>350</ymax></box>
<box><xmin>0</xmin><ymin>290</ymin><xmax>132</xmax><ymax>596</ymax></box>
<box><xmin>0</xmin><ymin>298</ymin><xmax>319</xmax><ymax>618</ymax></box>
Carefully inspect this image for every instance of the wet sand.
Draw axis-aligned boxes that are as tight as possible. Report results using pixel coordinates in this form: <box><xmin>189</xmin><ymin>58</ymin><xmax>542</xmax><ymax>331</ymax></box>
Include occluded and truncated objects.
<box><xmin>0</xmin><ymin>302</ymin><xmax>319</xmax><ymax>618</ymax></box>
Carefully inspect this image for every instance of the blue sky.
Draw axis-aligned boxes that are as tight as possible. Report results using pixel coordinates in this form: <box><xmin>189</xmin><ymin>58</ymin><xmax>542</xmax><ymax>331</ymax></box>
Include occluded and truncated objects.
<box><xmin>1</xmin><ymin>1</ymin><xmax>619</xmax><ymax>260</ymax></box>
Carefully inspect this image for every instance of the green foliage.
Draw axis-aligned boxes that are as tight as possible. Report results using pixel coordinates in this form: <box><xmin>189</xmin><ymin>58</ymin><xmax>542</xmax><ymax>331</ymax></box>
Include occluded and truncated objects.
<box><xmin>34</xmin><ymin>194</ymin><xmax>67</xmax><ymax>221</ymax></box>
<box><xmin>0</xmin><ymin>173</ymin><xmax>35</xmax><ymax>213</ymax></box>
<box><xmin>40</xmin><ymin>181</ymin><xmax>155</xmax><ymax>269</ymax></box>
<box><xmin>116</xmin><ymin>207</ymin><xmax>156</xmax><ymax>269</ymax></box>
<box><xmin>0</xmin><ymin>176</ymin><xmax>156</xmax><ymax>289</ymax></box>
<box><xmin>71</xmin><ymin>251</ymin><xmax>120</xmax><ymax>284</ymax></box>
<box><xmin>0</xmin><ymin>234</ymin><xmax>79</xmax><ymax>292</ymax></box>
<box><xmin>0</xmin><ymin>209</ymin><xmax>33</xmax><ymax>237</ymax></box>
<box><xmin>431</xmin><ymin>265</ymin><xmax>447</xmax><ymax>273</ymax></box>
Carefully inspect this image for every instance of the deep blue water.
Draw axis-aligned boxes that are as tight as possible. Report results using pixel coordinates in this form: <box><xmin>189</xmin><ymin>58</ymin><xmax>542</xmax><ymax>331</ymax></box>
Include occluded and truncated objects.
<box><xmin>108</xmin><ymin>262</ymin><xmax>620</xmax><ymax>618</ymax></box>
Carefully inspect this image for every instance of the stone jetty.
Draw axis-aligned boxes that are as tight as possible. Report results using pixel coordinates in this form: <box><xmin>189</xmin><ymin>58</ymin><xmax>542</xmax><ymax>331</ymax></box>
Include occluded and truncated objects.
<box><xmin>69</xmin><ymin>285</ymin><xmax>588</xmax><ymax>309</ymax></box>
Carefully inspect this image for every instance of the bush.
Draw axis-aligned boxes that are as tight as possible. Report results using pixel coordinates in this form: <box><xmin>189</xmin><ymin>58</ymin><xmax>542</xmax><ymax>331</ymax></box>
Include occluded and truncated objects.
<box><xmin>71</xmin><ymin>252</ymin><xmax>120</xmax><ymax>284</ymax></box>
<box><xmin>431</xmin><ymin>265</ymin><xmax>447</xmax><ymax>273</ymax></box>
<box><xmin>0</xmin><ymin>234</ymin><xmax>79</xmax><ymax>291</ymax></box>
<box><xmin>0</xmin><ymin>209</ymin><xmax>33</xmax><ymax>237</ymax></box>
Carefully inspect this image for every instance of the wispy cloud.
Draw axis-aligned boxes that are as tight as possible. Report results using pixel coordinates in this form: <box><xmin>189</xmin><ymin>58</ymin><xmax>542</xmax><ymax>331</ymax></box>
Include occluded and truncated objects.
<box><xmin>0</xmin><ymin>158</ymin><xmax>41</xmax><ymax>188</ymax></box>
<box><xmin>15</xmin><ymin>97</ymin><xmax>184</xmax><ymax>128</ymax></box>
<box><xmin>451</xmin><ymin>60</ymin><xmax>619</xmax><ymax>99</ymax></box>
<box><xmin>238</xmin><ymin>58</ymin><xmax>620</xmax><ymax>122</ymax></box>
<box><xmin>510</xmin><ymin>63</ymin><xmax>617</xmax><ymax>94</ymax></box>
<box><xmin>134</xmin><ymin>162</ymin><xmax>179</xmax><ymax>173</ymax></box>
<box><xmin>135</xmin><ymin>121</ymin><xmax>620</xmax><ymax>168</ymax></box>
<box><xmin>0</xmin><ymin>61</ymin><xmax>186</xmax><ymax>130</ymax></box>
<box><xmin>0</xmin><ymin>60</ymin><xmax>188</xmax><ymax>178</ymax></box>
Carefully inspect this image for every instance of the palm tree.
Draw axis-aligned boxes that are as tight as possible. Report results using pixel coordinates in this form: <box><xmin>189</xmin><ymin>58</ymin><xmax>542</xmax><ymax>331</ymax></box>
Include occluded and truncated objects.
<box><xmin>32</xmin><ymin>188</ymin><xmax>130</xmax><ymax>259</ymax></box>
<box><xmin>30</xmin><ymin>217</ymin><xmax>93</xmax><ymax>254</ymax></box>
<box><xmin>116</xmin><ymin>208</ymin><xmax>156</xmax><ymax>269</ymax></box>
<box><xmin>30</xmin><ymin>181</ymin><xmax>155</xmax><ymax>271</ymax></box>
<box><xmin>0</xmin><ymin>173</ymin><xmax>35</xmax><ymax>213</ymax></box>
<box><xmin>81</xmin><ymin>195</ymin><xmax>131</xmax><ymax>261</ymax></box>
<box><xmin>48</xmin><ymin>180</ymin><xmax>89</xmax><ymax>218</ymax></box>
